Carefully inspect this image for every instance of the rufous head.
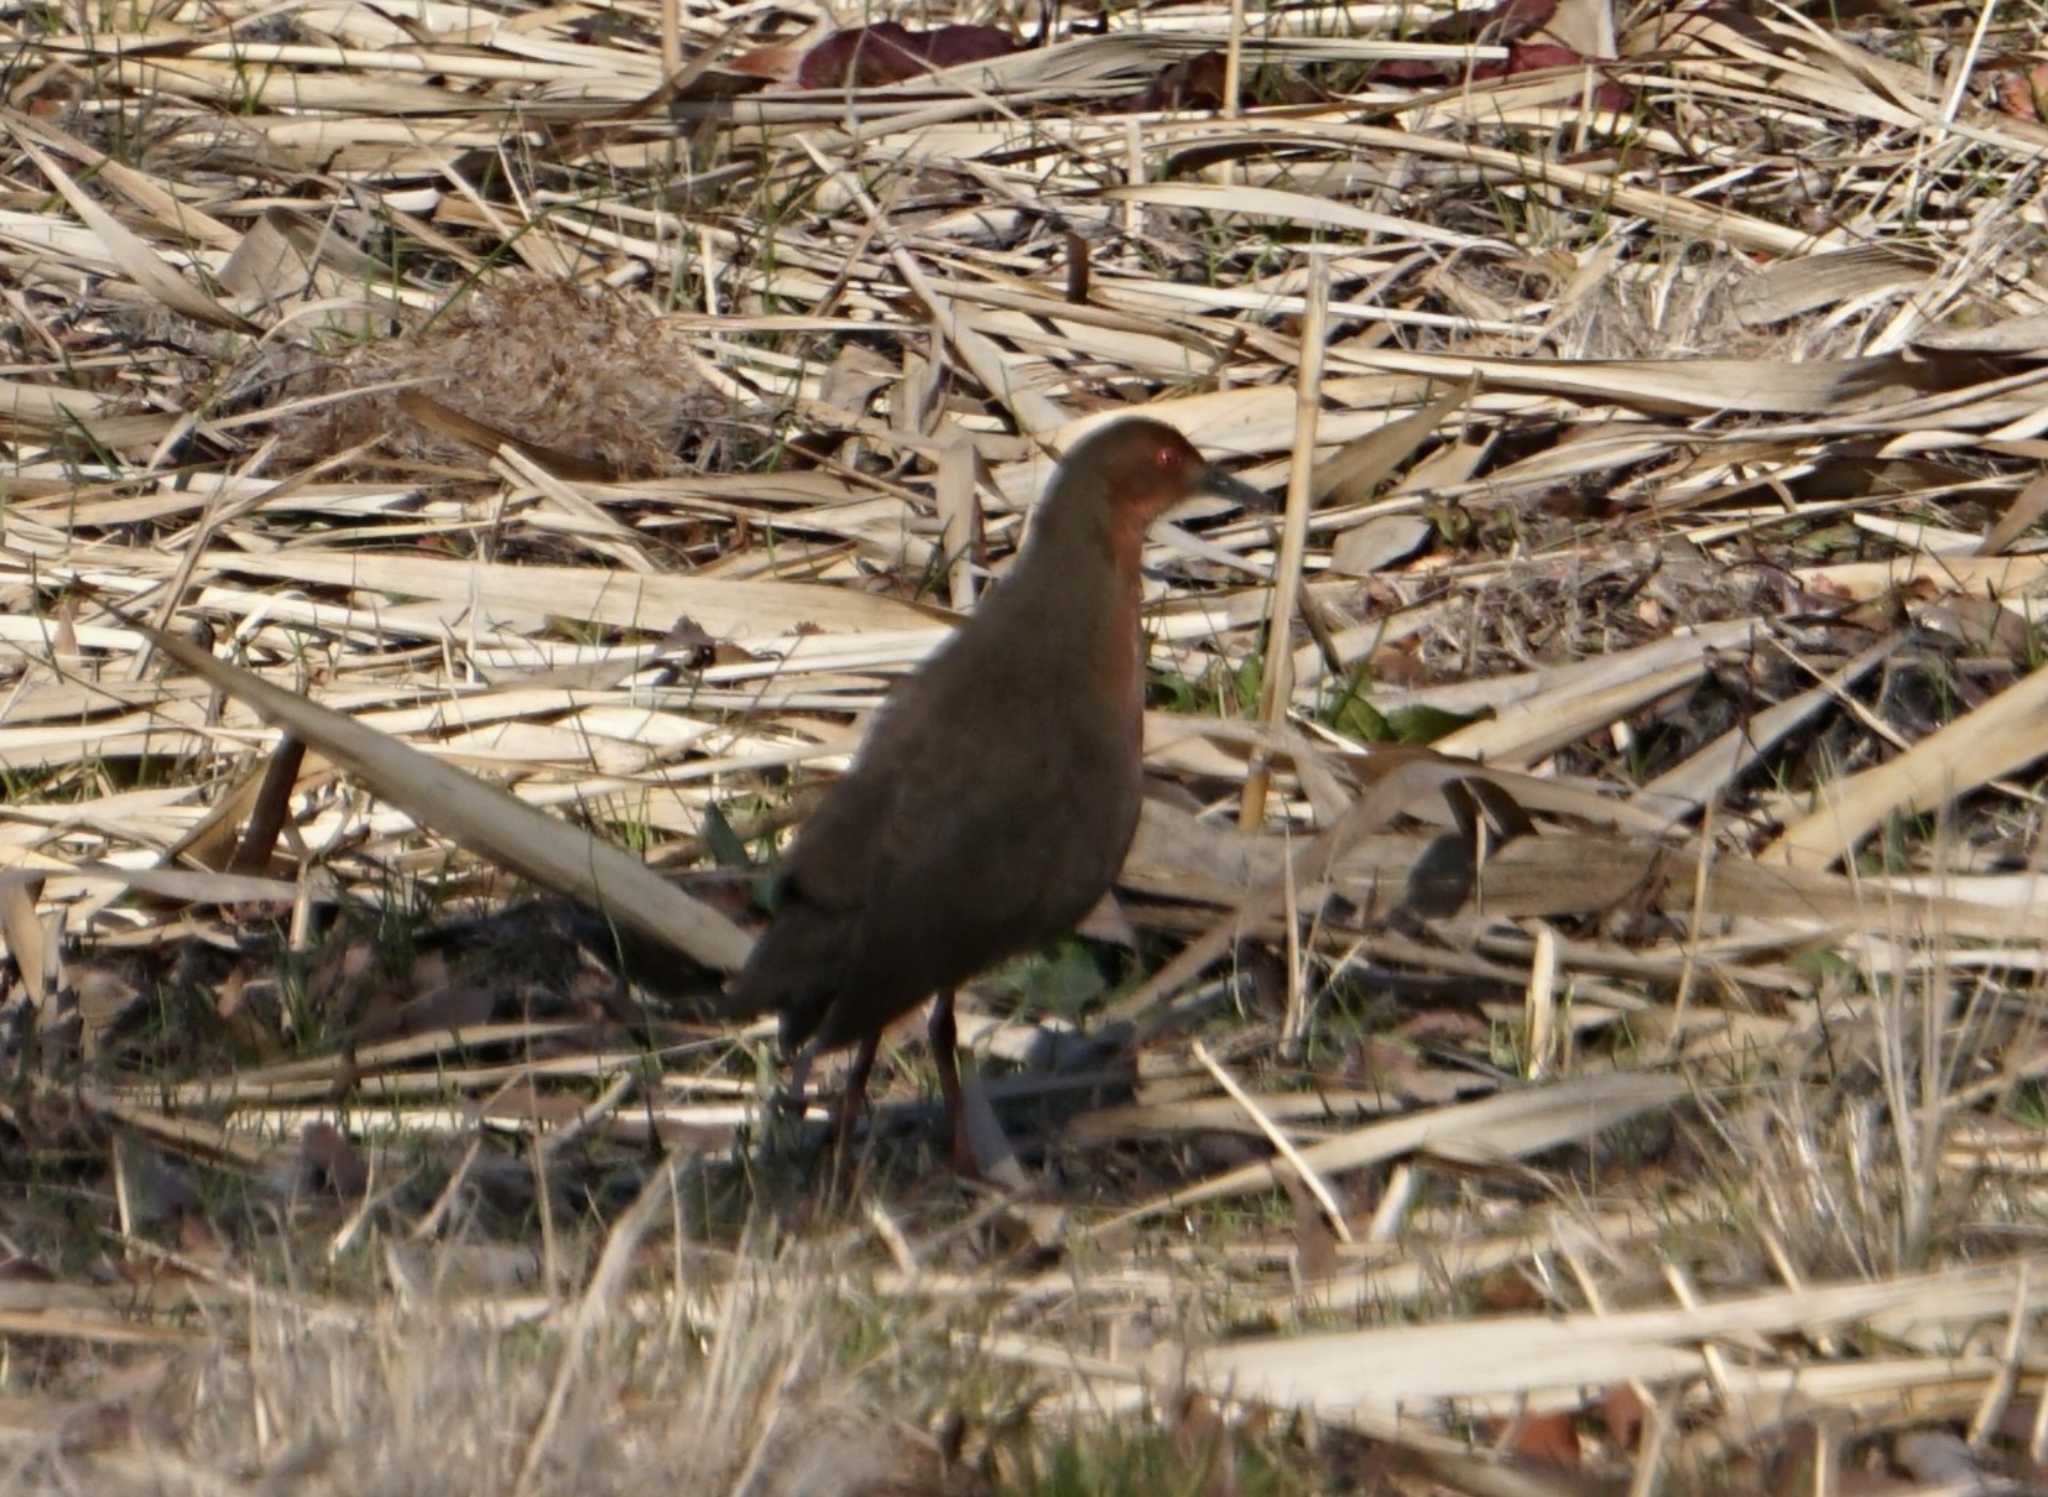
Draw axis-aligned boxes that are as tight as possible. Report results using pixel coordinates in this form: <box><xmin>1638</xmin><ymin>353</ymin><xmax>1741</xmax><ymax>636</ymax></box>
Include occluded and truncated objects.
<box><xmin>1054</xmin><ymin>417</ymin><xmax>1271</xmax><ymax>524</ymax></box>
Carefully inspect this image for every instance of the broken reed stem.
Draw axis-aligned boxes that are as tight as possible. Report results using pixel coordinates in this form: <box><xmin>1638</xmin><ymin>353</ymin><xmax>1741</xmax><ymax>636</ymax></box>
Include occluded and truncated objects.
<box><xmin>660</xmin><ymin>0</ymin><xmax>681</xmax><ymax>79</ymax></box>
<box><xmin>1221</xmin><ymin>0</ymin><xmax>1245</xmax><ymax>187</ymax></box>
<box><xmin>1239</xmin><ymin>253</ymin><xmax>1327</xmax><ymax>831</ymax></box>
<box><xmin>1223</xmin><ymin>0</ymin><xmax>1245</xmax><ymax>116</ymax></box>
<box><xmin>937</xmin><ymin>429</ymin><xmax>979</xmax><ymax>610</ymax></box>
<box><xmin>1192</xmin><ymin>1040</ymin><xmax>1353</xmax><ymax>1244</ymax></box>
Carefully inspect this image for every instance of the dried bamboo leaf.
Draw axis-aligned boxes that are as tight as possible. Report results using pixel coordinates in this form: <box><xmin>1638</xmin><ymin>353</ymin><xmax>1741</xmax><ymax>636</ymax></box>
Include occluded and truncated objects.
<box><xmin>1090</xmin><ymin>1072</ymin><xmax>1682</xmax><ymax>1235</ymax></box>
<box><xmin>1123</xmin><ymin>800</ymin><xmax>2044</xmax><ymax>941</ymax></box>
<box><xmin>0</xmin><ymin>881</ymin><xmax>46</xmax><ymax>1008</ymax></box>
<box><xmin>1733</xmin><ymin>244</ymin><xmax>1937</xmax><ymax>327</ymax></box>
<box><xmin>133</xmin><ymin>622</ymin><xmax>754</xmax><ymax>972</ymax></box>
<box><xmin>1638</xmin><ymin>638</ymin><xmax>1902</xmax><ymax>818</ymax></box>
<box><xmin>5</xmin><ymin>122</ymin><xmax>256</xmax><ymax>335</ymax></box>
<box><xmin>1104</xmin><ymin>183</ymin><xmax>1502</xmax><ymax>252</ymax></box>
<box><xmin>179</xmin><ymin>550</ymin><xmax>944</xmax><ymax>640</ymax></box>
<box><xmin>1312</xmin><ymin>376</ymin><xmax>1475</xmax><ymax>505</ymax></box>
<box><xmin>1165</xmin><ymin>1258</ymin><xmax>2048</xmax><ymax>1415</ymax></box>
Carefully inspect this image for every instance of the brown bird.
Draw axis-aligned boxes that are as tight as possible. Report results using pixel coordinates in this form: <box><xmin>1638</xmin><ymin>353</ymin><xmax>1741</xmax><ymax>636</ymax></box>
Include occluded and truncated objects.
<box><xmin>725</xmin><ymin>416</ymin><xmax>1269</xmax><ymax>1172</ymax></box>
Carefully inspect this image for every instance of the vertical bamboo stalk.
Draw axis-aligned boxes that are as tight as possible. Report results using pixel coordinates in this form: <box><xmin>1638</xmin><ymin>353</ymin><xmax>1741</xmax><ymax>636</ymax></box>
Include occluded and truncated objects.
<box><xmin>1124</xmin><ymin>119</ymin><xmax>1143</xmax><ymax>241</ymax></box>
<box><xmin>1223</xmin><ymin>0</ymin><xmax>1246</xmax><ymax>118</ymax></box>
<box><xmin>937</xmin><ymin>432</ymin><xmax>979</xmax><ymax>611</ymax></box>
<box><xmin>661</xmin><ymin>0</ymin><xmax>682</xmax><ymax>79</ymax></box>
<box><xmin>1220</xmin><ymin>0</ymin><xmax>1246</xmax><ymax>188</ymax></box>
<box><xmin>1239</xmin><ymin>254</ymin><xmax>1328</xmax><ymax>830</ymax></box>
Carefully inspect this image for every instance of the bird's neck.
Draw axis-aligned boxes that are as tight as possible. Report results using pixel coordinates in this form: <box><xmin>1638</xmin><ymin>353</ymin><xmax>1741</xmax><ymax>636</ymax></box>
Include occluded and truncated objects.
<box><xmin>1002</xmin><ymin>491</ymin><xmax>1148</xmax><ymax>714</ymax></box>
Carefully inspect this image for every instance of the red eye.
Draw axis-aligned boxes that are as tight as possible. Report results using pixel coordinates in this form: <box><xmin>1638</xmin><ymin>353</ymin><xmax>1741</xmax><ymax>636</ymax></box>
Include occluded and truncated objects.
<box><xmin>1155</xmin><ymin>443</ymin><xmax>1180</xmax><ymax>471</ymax></box>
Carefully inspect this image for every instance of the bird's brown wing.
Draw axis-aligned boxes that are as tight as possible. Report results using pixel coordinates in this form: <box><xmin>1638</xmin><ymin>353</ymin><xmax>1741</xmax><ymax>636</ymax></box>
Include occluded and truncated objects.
<box><xmin>719</xmin><ymin>757</ymin><xmax>891</xmax><ymax>1043</ymax></box>
<box><xmin>721</xmin><ymin>681</ymin><xmax>942</xmax><ymax>1044</ymax></box>
<box><xmin>759</xmin><ymin>668</ymin><xmax>1101</xmax><ymax>1050</ymax></box>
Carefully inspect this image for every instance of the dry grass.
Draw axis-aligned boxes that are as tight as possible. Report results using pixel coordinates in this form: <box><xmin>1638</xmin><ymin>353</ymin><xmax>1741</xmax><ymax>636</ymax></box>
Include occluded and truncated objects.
<box><xmin>7</xmin><ymin>0</ymin><xmax>2048</xmax><ymax>1489</ymax></box>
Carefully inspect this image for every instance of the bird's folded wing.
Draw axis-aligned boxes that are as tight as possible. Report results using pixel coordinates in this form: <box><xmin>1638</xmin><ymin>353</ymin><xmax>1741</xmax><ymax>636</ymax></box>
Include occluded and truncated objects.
<box><xmin>806</xmin><ymin>697</ymin><xmax>1055</xmax><ymax>923</ymax></box>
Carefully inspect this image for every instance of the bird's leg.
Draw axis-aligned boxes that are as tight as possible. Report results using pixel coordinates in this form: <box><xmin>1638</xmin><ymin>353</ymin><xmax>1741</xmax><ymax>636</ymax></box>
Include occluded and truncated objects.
<box><xmin>927</xmin><ymin>990</ymin><xmax>977</xmax><ymax>1177</ymax></box>
<box><xmin>781</xmin><ymin>1043</ymin><xmax>816</xmax><ymax>1121</ymax></box>
<box><xmin>830</xmin><ymin>1032</ymin><xmax>879</xmax><ymax>1179</ymax></box>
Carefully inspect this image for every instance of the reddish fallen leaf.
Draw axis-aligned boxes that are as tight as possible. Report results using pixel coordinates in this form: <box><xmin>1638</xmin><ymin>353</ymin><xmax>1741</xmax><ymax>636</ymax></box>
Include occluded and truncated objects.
<box><xmin>800</xmin><ymin>24</ymin><xmax>923</xmax><ymax>87</ymax></box>
<box><xmin>1507</xmin><ymin>1410</ymin><xmax>1581</xmax><ymax>1468</ymax></box>
<box><xmin>1473</xmin><ymin>42</ymin><xmax>1637</xmax><ymax>108</ymax></box>
<box><xmin>1602</xmin><ymin>1383</ymin><xmax>1646</xmax><ymax>1451</ymax></box>
<box><xmin>725</xmin><ymin>41</ymin><xmax>809</xmax><ymax>81</ymax></box>
<box><xmin>1500</xmin><ymin>40</ymin><xmax>1586</xmax><ymax>69</ymax></box>
<box><xmin>796</xmin><ymin>22</ymin><xmax>1018</xmax><ymax>90</ymax></box>
<box><xmin>1371</xmin><ymin>59</ymin><xmax>1448</xmax><ymax>84</ymax></box>
<box><xmin>1476</xmin><ymin>1267</ymin><xmax>1546</xmax><ymax>1312</ymax></box>
<box><xmin>1997</xmin><ymin>65</ymin><xmax>2048</xmax><ymax>120</ymax></box>
<box><xmin>924</xmin><ymin>24</ymin><xmax>1021</xmax><ymax>69</ymax></box>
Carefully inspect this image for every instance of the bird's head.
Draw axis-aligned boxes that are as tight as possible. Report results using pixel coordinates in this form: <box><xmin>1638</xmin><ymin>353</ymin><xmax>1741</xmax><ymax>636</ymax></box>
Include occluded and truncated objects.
<box><xmin>1057</xmin><ymin>417</ymin><xmax>1271</xmax><ymax>528</ymax></box>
